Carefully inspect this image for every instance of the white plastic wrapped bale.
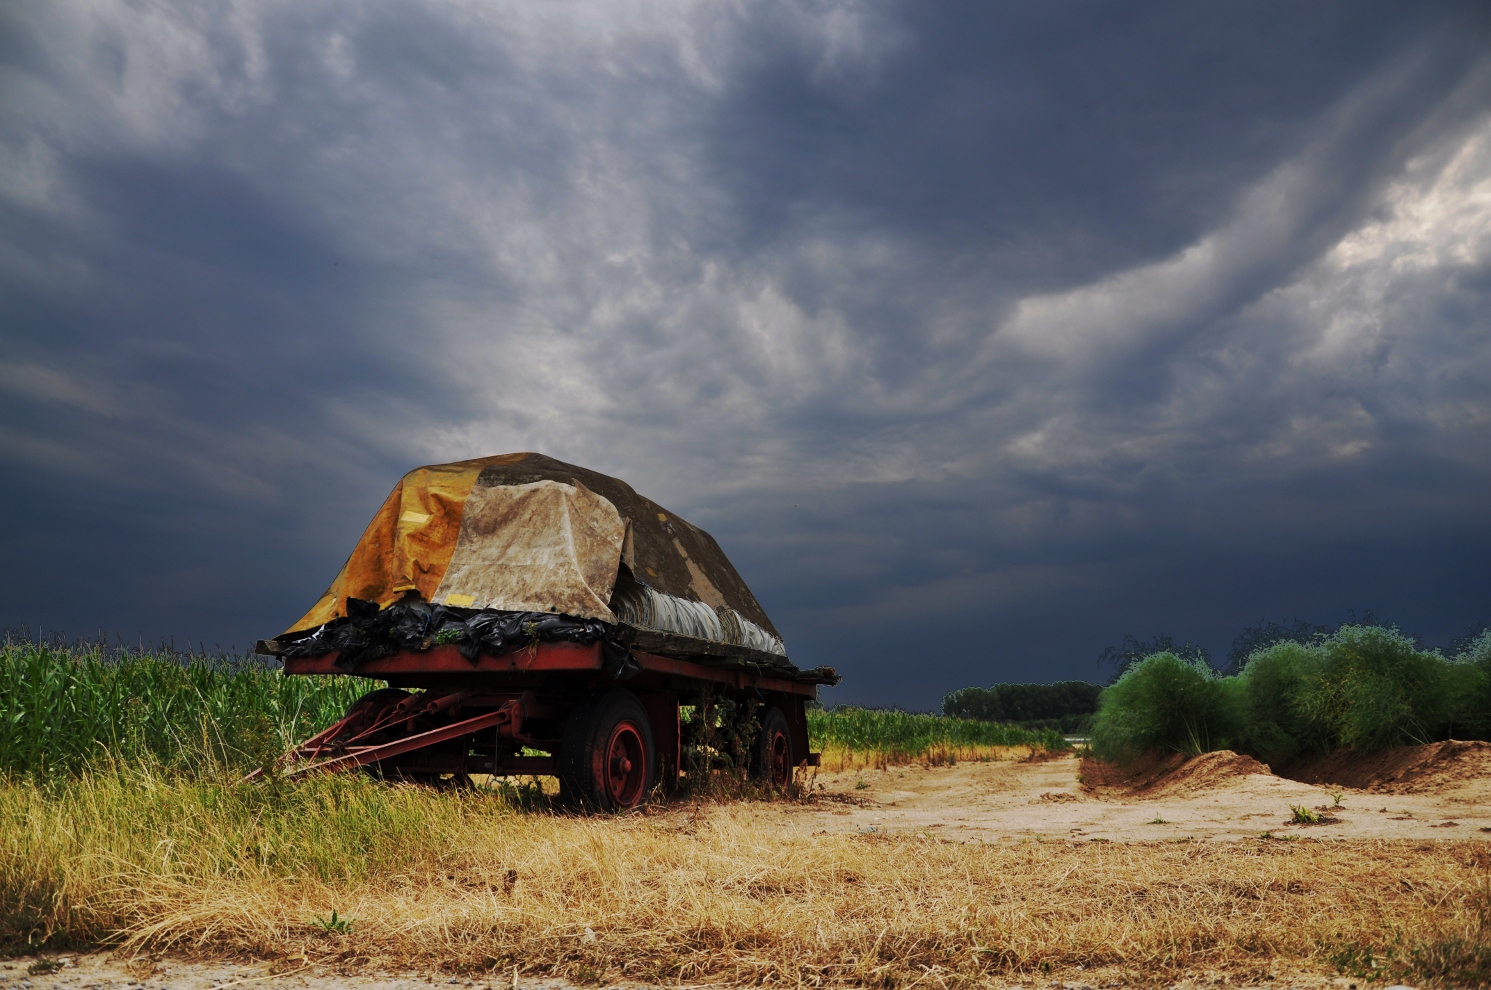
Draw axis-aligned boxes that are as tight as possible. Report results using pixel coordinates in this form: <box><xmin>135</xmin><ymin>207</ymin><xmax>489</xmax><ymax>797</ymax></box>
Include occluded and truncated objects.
<box><xmin>613</xmin><ymin>585</ymin><xmax>787</xmax><ymax>657</ymax></box>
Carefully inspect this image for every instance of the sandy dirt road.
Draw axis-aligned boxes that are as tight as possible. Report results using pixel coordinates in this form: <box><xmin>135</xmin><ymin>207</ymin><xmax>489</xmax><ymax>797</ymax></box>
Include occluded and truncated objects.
<box><xmin>0</xmin><ymin>952</ymin><xmax>1381</xmax><ymax>990</ymax></box>
<box><xmin>755</xmin><ymin>746</ymin><xmax>1491</xmax><ymax>843</ymax></box>
<box><xmin>0</xmin><ymin>958</ymin><xmax>565</xmax><ymax>990</ymax></box>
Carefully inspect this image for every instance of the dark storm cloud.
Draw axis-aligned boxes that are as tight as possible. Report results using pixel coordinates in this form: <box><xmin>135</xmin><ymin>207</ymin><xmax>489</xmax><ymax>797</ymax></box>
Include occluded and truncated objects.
<box><xmin>2</xmin><ymin>0</ymin><xmax>1489</xmax><ymax>707</ymax></box>
<box><xmin>715</xmin><ymin>4</ymin><xmax>1468</xmax><ymax>268</ymax></box>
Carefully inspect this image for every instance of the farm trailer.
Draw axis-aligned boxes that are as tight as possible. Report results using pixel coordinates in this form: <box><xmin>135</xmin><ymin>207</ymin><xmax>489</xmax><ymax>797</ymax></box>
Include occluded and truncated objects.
<box><xmin>257</xmin><ymin>452</ymin><xmax>839</xmax><ymax>810</ymax></box>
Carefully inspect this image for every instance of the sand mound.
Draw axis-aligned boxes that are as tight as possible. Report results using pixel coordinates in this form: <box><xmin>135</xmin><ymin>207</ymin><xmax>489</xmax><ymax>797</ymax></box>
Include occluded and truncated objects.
<box><xmin>1274</xmin><ymin>739</ymin><xmax>1491</xmax><ymax>793</ymax></box>
<box><xmin>1081</xmin><ymin>750</ymin><xmax>1272</xmax><ymax>796</ymax></box>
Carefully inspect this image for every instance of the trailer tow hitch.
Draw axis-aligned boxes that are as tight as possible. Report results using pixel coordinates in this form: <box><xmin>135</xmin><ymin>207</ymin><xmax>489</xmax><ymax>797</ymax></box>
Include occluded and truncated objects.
<box><xmin>246</xmin><ymin>690</ymin><xmax>537</xmax><ymax>781</ymax></box>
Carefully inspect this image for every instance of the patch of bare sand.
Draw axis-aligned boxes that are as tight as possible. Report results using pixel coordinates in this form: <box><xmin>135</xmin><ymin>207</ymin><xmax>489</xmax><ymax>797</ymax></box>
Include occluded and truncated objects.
<box><xmin>762</xmin><ymin>748</ymin><xmax>1491</xmax><ymax>841</ymax></box>
<box><xmin>0</xmin><ymin>953</ymin><xmax>1362</xmax><ymax>990</ymax></box>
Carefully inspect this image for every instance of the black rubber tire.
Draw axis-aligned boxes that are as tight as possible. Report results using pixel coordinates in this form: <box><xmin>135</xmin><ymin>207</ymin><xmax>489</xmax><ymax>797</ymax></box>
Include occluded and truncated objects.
<box><xmin>342</xmin><ymin>688</ymin><xmax>413</xmax><ymax>742</ymax></box>
<box><xmin>349</xmin><ymin>687</ymin><xmax>412</xmax><ymax>713</ymax></box>
<box><xmin>750</xmin><ymin>706</ymin><xmax>793</xmax><ymax>793</ymax></box>
<box><xmin>558</xmin><ymin>689</ymin><xmax>656</xmax><ymax>811</ymax></box>
<box><xmin>346</xmin><ymin>689</ymin><xmax>457</xmax><ymax>785</ymax></box>
<box><xmin>338</xmin><ymin>689</ymin><xmax>413</xmax><ymax>780</ymax></box>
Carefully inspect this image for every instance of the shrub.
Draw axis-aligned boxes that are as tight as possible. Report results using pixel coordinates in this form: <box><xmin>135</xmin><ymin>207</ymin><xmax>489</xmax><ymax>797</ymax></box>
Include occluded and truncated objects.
<box><xmin>1293</xmin><ymin>625</ymin><xmax>1471</xmax><ymax>752</ymax></box>
<box><xmin>1098</xmin><ymin>634</ymin><xmax>1212</xmax><ymax>684</ymax></box>
<box><xmin>1458</xmin><ymin>629</ymin><xmax>1491</xmax><ymax>666</ymax></box>
<box><xmin>1089</xmin><ymin>652</ymin><xmax>1239</xmax><ymax>762</ymax></box>
<box><xmin>1092</xmin><ymin>624</ymin><xmax>1491</xmax><ymax>764</ymax></box>
<box><xmin>1225</xmin><ymin>617</ymin><xmax>1330</xmax><ymax>674</ymax></box>
<box><xmin>1232</xmin><ymin>640</ymin><xmax>1326</xmax><ymax>763</ymax></box>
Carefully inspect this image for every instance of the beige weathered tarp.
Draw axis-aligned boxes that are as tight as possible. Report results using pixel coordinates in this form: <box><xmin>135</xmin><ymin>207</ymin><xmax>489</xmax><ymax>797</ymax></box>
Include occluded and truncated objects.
<box><xmin>432</xmin><ymin>479</ymin><xmax>624</xmax><ymax>619</ymax></box>
<box><xmin>284</xmin><ymin>453</ymin><xmax>782</xmax><ymax>649</ymax></box>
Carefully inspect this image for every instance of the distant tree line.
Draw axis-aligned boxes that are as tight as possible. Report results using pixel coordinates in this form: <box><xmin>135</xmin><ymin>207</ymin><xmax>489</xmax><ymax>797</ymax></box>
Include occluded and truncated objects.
<box><xmin>942</xmin><ymin>681</ymin><xmax>1103</xmax><ymax>733</ymax></box>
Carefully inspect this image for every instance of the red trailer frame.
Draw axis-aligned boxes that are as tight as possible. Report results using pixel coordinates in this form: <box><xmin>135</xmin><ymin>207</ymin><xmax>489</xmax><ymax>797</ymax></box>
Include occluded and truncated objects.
<box><xmin>268</xmin><ymin>640</ymin><xmax>829</xmax><ymax>810</ymax></box>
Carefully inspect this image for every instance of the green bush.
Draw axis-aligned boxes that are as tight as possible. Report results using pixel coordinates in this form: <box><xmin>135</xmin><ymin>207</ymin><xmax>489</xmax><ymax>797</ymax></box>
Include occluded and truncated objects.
<box><xmin>1091</xmin><ymin>624</ymin><xmax>1491</xmax><ymax>764</ymax></box>
<box><xmin>1293</xmin><ymin>625</ymin><xmax>1470</xmax><ymax>751</ymax></box>
<box><xmin>1232</xmin><ymin>640</ymin><xmax>1326</xmax><ymax>763</ymax></box>
<box><xmin>1459</xmin><ymin>628</ymin><xmax>1491</xmax><ymax>666</ymax></box>
<box><xmin>1090</xmin><ymin>652</ymin><xmax>1239</xmax><ymax>762</ymax></box>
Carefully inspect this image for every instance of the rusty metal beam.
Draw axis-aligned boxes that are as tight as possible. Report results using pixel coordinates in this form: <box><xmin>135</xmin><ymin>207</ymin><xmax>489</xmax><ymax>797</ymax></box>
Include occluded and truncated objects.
<box><xmin>628</xmin><ymin>650</ymin><xmax>819</xmax><ymax>697</ymax></box>
<box><xmin>282</xmin><ymin>641</ymin><xmax>604</xmax><ymax>676</ymax></box>
<box><xmin>284</xmin><ymin>700</ymin><xmax>522</xmax><ymax>777</ymax></box>
<box><xmin>282</xmin><ymin>641</ymin><xmax>821</xmax><ymax>698</ymax></box>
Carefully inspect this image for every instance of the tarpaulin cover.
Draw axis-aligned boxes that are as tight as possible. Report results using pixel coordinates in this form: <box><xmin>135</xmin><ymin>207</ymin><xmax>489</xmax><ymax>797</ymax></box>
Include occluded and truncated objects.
<box><xmin>282</xmin><ymin>453</ymin><xmax>783</xmax><ymax>649</ymax></box>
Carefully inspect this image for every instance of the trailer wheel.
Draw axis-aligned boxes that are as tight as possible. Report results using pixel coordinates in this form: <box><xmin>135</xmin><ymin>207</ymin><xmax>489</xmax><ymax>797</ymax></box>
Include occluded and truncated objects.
<box><xmin>344</xmin><ymin>690</ymin><xmax>461</xmax><ymax>784</ymax></box>
<box><xmin>349</xmin><ymin>687</ymin><xmax>412</xmax><ymax>711</ymax></box>
<box><xmin>751</xmin><ymin>706</ymin><xmax>793</xmax><ymax>793</ymax></box>
<box><xmin>559</xmin><ymin>689</ymin><xmax>655</xmax><ymax>811</ymax></box>
<box><xmin>343</xmin><ymin>688</ymin><xmax>413</xmax><ymax>739</ymax></box>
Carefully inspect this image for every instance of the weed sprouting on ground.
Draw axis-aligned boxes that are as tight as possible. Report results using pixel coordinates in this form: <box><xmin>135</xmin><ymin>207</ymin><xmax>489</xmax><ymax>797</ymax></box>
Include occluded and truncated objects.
<box><xmin>1290</xmin><ymin>804</ymin><xmax>1321</xmax><ymax>824</ymax></box>
<box><xmin>1091</xmin><ymin>624</ymin><xmax>1491</xmax><ymax>764</ymax></box>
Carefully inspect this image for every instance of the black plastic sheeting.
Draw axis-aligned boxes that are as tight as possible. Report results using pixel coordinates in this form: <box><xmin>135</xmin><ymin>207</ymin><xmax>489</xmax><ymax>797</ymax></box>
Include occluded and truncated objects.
<box><xmin>278</xmin><ymin>598</ymin><xmax>640</xmax><ymax>678</ymax></box>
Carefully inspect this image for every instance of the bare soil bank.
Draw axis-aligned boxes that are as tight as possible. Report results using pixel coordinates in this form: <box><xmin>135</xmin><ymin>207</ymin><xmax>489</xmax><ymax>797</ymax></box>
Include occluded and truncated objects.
<box><xmin>1275</xmin><ymin>738</ymin><xmax>1491</xmax><ymax>793</ymax></box>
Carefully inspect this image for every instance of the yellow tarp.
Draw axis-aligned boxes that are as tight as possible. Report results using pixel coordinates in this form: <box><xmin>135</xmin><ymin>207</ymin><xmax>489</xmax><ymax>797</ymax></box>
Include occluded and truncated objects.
<box><xmin>287</xmin><ymin>457</ymin><xmax>495</xmax><ymax>632</ymax></box>
<box><xmin>283</xmin><ymin>453</ymin><xmax>780</xmax><ymax>643</ymax></box>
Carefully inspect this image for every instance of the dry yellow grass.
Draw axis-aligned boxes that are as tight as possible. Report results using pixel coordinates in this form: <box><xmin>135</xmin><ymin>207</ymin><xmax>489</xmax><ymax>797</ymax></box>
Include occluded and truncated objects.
<box><xmin>4</xmin><ymin>770</ymin><xmax>1488</xmax><ymax>986</ymax></box>
<box><xmin>815</xmin><ymin>743</ymin><xmax>1042</xmax><ymax>772</ymax></box>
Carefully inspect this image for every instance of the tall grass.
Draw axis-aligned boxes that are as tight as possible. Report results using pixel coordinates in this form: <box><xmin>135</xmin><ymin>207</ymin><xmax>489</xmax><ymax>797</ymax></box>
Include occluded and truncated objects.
<box><xmin>2</xmin><ymin>640</ymin><xmax>1484</xmax><ymax>983</ymax></box>
<box><xmin>809</xmin><ymin>707</ymin><xmax>1067</xmax><ymax>770</ymax></box>
<box><xmin>1091</xmin><ymin>624</ymin><xmax>1491</xmax><ymax>763</ymax></box>
<box><xmin>0</xmin><ymin>640</ymin><xmax>373</xmax><ymax>778</ymax></box>
<box><xmin>2</xmin><ymin>767</ymin><xmax>1482</xmax><ymax>985</ymax></box>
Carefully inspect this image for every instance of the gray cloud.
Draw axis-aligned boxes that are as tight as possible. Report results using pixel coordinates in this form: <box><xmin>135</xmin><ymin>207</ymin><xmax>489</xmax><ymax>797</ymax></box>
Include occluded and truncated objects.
<box><xmin>2</xmin><ymin>0</ymin><xmax>1489</xmax><ymax>707</ymax></box>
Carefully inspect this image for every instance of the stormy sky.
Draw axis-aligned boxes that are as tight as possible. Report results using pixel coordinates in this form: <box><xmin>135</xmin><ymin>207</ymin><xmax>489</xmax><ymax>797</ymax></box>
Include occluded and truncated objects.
<box><xmin>3</xmin><ymin>1</ymin><xmax>1490</xmax><ymax>708</ymax></box>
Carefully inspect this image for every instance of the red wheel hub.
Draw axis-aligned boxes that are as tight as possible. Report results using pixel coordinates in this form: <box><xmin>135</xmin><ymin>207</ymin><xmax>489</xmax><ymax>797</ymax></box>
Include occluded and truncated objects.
<box><xmin>768</xmin><ymin>729</ymin><xmax>791</xmax><ymax>790</ymax></box>
<box><xmin>603</xmin><ymin>720</ymin><xmax>647</xmax><ymax>808</ymax></box>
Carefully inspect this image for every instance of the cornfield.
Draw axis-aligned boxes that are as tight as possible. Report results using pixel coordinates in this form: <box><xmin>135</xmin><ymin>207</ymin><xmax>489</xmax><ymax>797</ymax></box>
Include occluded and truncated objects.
<box><xmin>0</xmin><ymin>640</ymin><xmax>371</xmax><ymax>778</ymax></box>
<box><xmin>808</xmin><ymin>706</ymin><xmax>1067</xmax><ymax>769</ymax></box>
